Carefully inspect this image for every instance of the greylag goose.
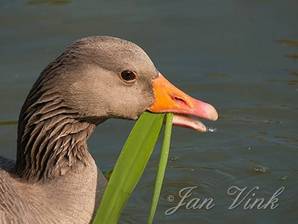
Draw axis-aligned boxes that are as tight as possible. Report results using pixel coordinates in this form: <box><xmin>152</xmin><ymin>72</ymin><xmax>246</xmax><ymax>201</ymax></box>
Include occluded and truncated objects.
<box><xmin>0</xmin><ymin>36</ymin><xmax>218</xmax><ymax>224</ymax></box>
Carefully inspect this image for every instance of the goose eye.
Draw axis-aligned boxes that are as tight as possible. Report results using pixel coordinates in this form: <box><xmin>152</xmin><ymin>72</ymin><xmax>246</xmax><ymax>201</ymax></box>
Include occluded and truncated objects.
<box><xmin>120</xmin><ymin>70</ymin><xmax>137</xmax><ymax>83</ymax></box>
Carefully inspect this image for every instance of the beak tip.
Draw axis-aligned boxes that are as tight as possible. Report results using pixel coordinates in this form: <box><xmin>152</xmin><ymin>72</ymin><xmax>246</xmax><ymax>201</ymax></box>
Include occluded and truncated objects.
<box><xmin>213</xmin><ymin>113</ymin><xmax>219</xmax><ymax>121</ymax></box>
<box><xmin>211</xmin><ymin>109</ymin><xmax>219</xmax><ymax>121</ymax></box>
<box><xmin>203</xmin><ymin>104</ymin><xmax>219</xmax><ymax>121</ymax></box>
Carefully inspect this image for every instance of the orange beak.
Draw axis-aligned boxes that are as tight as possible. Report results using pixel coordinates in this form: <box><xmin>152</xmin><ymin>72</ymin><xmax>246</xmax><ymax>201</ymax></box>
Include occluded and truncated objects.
<box><xmin>148</xmin><ymin>73</ymin><xmax>218</xmax><ymax>132</ymax></box>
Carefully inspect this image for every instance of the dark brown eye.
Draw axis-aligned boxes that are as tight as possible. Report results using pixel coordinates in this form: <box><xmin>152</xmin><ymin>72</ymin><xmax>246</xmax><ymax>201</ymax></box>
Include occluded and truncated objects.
<box><xmin>120</xmin><ymin>70</ymin><xmax>137</xmax><ymax>83</ymax></box>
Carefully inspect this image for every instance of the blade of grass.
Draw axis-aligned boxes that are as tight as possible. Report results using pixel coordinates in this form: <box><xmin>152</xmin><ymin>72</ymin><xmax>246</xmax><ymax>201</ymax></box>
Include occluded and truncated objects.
<box><xmin>148</xmin><ymin>113</ymin><xmax>173</xmax><ymax>224</ymax></box>
<box><xmin>93</xmin><ymin>112</ymin><xmax>164</xmax><ymax>224</ymax></box>
<box><xmin>0</xmin><ymin>120</ymin><xmax>18</xmax><ymax>126</ymax></box>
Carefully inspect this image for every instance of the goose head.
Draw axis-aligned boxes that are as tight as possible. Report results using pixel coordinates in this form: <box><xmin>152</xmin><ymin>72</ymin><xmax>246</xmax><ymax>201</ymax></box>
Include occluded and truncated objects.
<box><xmin>16</xmin><ymin>36</ymin><xmax>218</xmax><ymax>181</ymax></box>
<box><xmin>51</xmin><ymin>36</ymin><xmax>218</xmax><ymax>130</ymax></box>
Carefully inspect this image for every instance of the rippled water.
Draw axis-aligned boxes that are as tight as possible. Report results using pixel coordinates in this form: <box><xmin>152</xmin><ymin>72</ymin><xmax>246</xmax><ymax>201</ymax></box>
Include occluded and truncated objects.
<box><xmin>0</xmin><ymin>1</ymin><xmax>297</xmax><ymax>223</ymax></box>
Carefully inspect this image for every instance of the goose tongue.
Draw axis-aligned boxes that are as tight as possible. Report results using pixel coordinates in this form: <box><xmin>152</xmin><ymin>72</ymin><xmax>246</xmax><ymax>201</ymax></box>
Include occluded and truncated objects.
<box><xmin>148</xmin><ymin>73</ymin><xmax>218</xmax><ymax>132</ymax></box>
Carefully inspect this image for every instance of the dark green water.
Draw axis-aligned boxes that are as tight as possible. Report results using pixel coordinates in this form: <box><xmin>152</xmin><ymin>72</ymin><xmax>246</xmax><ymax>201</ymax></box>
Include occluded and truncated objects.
<box><xmin>1</xmin><ymin>1</ymin><xmax>297</xmax><ymax>223</ymax></box>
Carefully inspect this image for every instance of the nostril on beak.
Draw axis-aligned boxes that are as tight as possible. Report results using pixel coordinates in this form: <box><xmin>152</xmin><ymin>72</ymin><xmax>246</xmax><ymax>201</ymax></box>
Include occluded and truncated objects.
<box><xmin>172</xmin><ymin>96</ymin><xmax>189</xmax><ymax>108</ymax></box>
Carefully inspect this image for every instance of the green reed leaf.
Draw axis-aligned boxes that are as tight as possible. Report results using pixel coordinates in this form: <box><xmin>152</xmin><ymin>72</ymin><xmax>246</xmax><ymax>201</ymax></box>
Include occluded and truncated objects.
<box><xmin>93</xmin><ymin>112</ymin><xmax>165</xmax><ymax>224</ymax></box>
<box><xmin>148</xmin><ymin>113</ymin><xmax>173</xmax><ymax>224</ymax></box>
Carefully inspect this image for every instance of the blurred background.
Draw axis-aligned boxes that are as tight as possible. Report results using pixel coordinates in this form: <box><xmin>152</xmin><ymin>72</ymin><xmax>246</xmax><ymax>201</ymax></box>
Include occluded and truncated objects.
<box><xmin>0</xmin><ymin>0</ymin><xmax>297</xmax><ymax>223</ymax></box>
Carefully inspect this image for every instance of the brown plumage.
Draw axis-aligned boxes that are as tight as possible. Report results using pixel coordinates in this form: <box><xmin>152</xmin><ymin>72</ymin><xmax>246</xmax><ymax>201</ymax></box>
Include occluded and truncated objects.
<box><xmin>0</xmin><ymin>36</ymin><xmax>219</xmax><ymax>224</ymax></box>
<box><xmin>0</xmin><ymin>36</ymin><xmax>158</xmax><ymax>224</ymax></box>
